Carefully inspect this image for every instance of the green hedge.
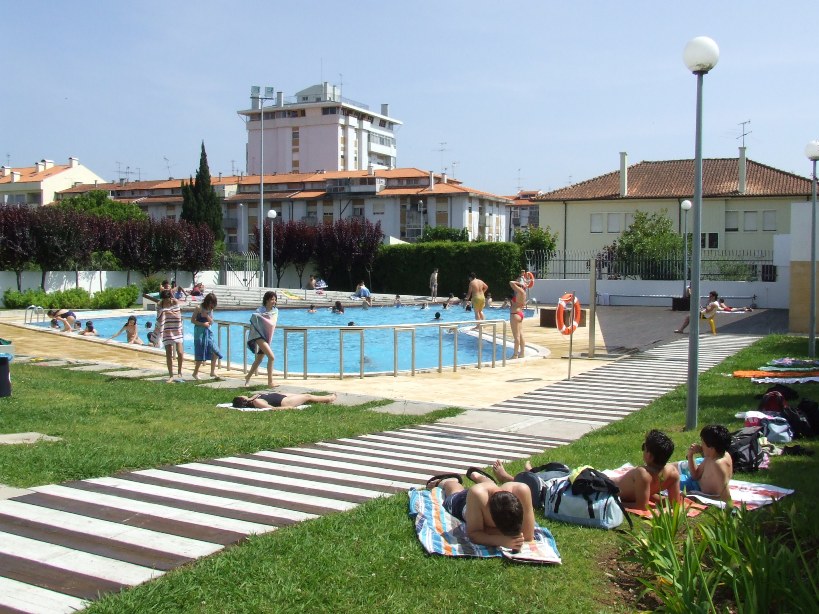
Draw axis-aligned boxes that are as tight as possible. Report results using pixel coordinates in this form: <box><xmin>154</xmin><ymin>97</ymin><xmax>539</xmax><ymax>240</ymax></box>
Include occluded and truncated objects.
<box><xmin>371</xmin><ymin>242</ymin><xmax>521</xmax><ymax>298</ymax></box>
<box><xmin>3</xmin><ymin>285</ymin><xmax>140</xmax><ymax>309</ymax></box>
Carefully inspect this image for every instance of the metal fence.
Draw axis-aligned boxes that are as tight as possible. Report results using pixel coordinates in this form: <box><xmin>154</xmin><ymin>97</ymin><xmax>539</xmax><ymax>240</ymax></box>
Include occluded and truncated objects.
<box><xmin>220</xmin><ymin>252</ymin><xmax>260</xmax><ymax>288</ymax></box>
<box><xmin>530</xmin><ymin>249</ymin><xmax>775</xmax><ymax>282</ymax></box>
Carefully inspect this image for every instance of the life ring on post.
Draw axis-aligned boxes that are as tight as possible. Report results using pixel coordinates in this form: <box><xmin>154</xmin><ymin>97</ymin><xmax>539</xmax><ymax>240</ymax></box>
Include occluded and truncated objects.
<box><xmin>556</xmin><ymin>293</ymin><xmax>581</xmax><ymax>335</ymax></box>
<box><xmin>523</xmin><ymin>271</ymin><xmax>535</xmax><ymax>289</ymax></box>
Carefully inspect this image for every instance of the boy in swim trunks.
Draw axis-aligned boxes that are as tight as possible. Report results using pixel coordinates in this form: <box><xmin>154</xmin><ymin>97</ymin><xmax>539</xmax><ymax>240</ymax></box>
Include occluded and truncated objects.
<box><xmin>611</xmin><ymin>429</ymin><xmax>682</xmax><ymax>510</ymax></box>
<box><xmin>685</xmin><ymin>424</ymin><xmax>733</xmax><ymax>503</ymax></box>
<box><xmin>430</xmin><ymin>472</ymin><xmax>534</xmax><ymax>550</ymax></box>
<box><xmin>465</xmin><ymin>272</ymin><xmax>489</xmax><ymax>321</ymax></box>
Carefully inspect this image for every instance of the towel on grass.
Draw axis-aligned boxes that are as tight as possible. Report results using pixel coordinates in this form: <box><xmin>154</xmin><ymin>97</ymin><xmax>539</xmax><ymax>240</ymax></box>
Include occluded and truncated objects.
<box><xmin>606</xmin><ymin>464</ymin><xmax>794</xmax><ymax>513</ymax></box>
<box><xmin>408</xmin><ymin>487</ymin><xmax>561</xmax><ymax>565</ymax></box>
<box><xmin>216</xmin><ymin>403</ymin><xmax>310</xmax><ymax>412</ymax></box>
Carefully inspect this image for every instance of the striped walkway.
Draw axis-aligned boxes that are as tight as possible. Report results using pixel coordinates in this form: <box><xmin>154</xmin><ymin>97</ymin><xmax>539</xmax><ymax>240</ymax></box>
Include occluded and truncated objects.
<box><xmin>0</xmin><ymin>424</ymin><xmax>568</xmax><ymax>613</ymax></box>
<box><xmin>485</xmin><ymin>334</ymin><xmax>761</xmax><ymax>426</ymax></box>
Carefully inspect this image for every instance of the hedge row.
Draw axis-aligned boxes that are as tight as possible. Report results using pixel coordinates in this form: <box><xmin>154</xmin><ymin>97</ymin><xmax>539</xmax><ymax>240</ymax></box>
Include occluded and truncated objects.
<box><xmin>3</xmin><ymin>285</ymin><xmax>140</xmax><ymax>310</ymax></box>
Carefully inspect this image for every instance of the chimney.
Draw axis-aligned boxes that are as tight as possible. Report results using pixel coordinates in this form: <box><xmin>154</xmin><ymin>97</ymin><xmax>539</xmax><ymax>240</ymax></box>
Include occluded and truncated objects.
<box><xmin>367</xmin><ymin>164</ymin><xmax>375</xmax><ymax>176</ymax></box>
<box><xmin>381</xmin><ymin>103</ymin><xmax>389</xmax><ymax>116</ymax></box>
<box><xmin>0</xmin><ymin>166</ymin><xmax>10</xmax><ymax>177</ymax></box>
<box><xmin>429</xmin><ymin>171</ymin><xmax>434</xmax><ymax>187</ymax></box>
<box><xmin>11</xmin><ymin>171</ymin><xmax>20</xmax><ymax>182</ymax></box>
<box><xmin>276</xmin><ymin>91</ymin><xmax>284</xmax><ymax>106</ymax></box>
<box><xmin>619</xmin><ymin>152</ymin><xmax>628</xmax><ymax>197</ymax></box>
<box><xmin>35</xmin><ymin>161</ymin><xmax>45</xmax><ymax>173</ymax></box>
<box><xmin>68</xmin><ymin>156</ymin><xmax>79</xmax><ymax>168</ymax></box>
<box><xmin>43</xmin><ymin>159</ymin><xmax>54</xmax><ymax>170</ymax></box>
<box><xmin>738</xmin><ymin>146</ymin><xmax>747</xmax><ymax>194</ymax></box>
<box><xmin>442</xmin><ymin>173</ymin><xmax>448</xmax><ymax>184</ymax></box>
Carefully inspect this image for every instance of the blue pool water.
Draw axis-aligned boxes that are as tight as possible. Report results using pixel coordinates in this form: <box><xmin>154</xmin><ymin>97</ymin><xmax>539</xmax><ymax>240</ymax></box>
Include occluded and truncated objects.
<box><xmin>51</xmin><ymin>305</ymin><xmax>531</xmax><ymax>375</ymax></box>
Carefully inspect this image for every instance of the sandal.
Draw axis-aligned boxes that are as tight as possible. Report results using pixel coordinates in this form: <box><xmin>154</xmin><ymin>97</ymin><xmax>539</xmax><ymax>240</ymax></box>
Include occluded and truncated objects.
<box><xmin>466</xmin><ymin>467</ymin><xmax>497</xmax><ymax>484</ymax></box>
<box><xmin>425</xmin><ymin>473</ymin><xmax>463</xmax><ymax>489</ymax></box>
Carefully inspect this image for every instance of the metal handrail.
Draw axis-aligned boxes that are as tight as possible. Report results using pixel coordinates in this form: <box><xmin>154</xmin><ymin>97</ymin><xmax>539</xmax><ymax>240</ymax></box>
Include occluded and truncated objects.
<box><xmin>24</xmin><ymin>306</ymin><xmax>45</xmax><ymax>324</ymax></box>
<box><xmin>208</xmin><ymin>317</ymin><xmax>510</xmax><ymax>379</ymax></box>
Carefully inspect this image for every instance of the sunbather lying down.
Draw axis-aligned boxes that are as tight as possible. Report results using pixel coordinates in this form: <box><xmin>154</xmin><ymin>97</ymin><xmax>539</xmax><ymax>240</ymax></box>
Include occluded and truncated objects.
<box><xmin>231</xmin><ymin>392</ymin><xmax>337</xmax><ymax>409</ymax></box>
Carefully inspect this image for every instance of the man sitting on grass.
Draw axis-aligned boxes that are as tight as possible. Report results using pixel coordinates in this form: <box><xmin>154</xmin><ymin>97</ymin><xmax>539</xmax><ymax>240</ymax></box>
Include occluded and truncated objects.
<box><xmin>611</xmin><ymin>429</ymin><xmax>682</xmax><ymax>510</ymax></box>
<box><xmin>685</xmin><ymin>424</ymin><xmax>733</xmax><ymax>503</ymax></box>
<box><xmin>427</xmin><ymin>472</ymin><xmax>534</xmax><ymax>550</ymax></box>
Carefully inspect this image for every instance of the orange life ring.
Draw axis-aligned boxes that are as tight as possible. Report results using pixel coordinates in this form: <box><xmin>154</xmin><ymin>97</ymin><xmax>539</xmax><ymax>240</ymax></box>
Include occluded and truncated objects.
<box><xmin>556</xmin><ymin>293</ymin><xmax>581</xmax><ymax>335</ymax></box>
<box><xmin>523</xmin><ymin>271</ymin><xmax>535</xmax><ymax>289</ymax></box>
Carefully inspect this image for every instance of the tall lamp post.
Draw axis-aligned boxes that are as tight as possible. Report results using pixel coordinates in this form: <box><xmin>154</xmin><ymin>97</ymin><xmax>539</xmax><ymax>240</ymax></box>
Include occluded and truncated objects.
<box><xmin>683</xmin><ymin>36</ymin><xmax>719</xmax><ymax>432</ymax></box>
<box><xmin>267</xmin><ymin>209</ymin><xmax>278</xmax><ymax>288</ymax></box>
<box><xmin>805</xmin><ymin>140</ymin><xmax>819</xmax><ymax>358</ymax></box>
<box><xmin>251</xmin><ymin>85</ymin><xmax>275</xmax><ymax>293</ymax></box>
<box><xmin>681</xmin><ymin>199</ymin><xmax>692</xmax><ymax>298</ymax></box>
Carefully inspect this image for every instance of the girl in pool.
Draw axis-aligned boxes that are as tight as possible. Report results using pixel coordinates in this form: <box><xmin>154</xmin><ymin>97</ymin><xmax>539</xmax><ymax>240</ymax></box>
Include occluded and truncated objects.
<box><xmin>80</xmin><ymin>321</ymin><xmax>98</xmax><ymax>336</ymax></box>
<box><xmin>307</xmin><ymin>304</ymin><xmax>317</xmax><ymax>313</ymax></box>
<box><xmin>245</xmin><ymin>291</ymin><xmax>278</xmax><ymax>387</ymax></box>
<box><xmin>46</xmin><ymin>309</ymin><xmax>77</xmax><ymax>332</ymax></box>
<box><xmin>156</xmin><ymin>290</ymin><xmax>185</xmax><ymax>382</ymax></box>
<box><xmin>332</xmin><ymin>301</ymin><xmax>344</xmax><ymax>314</ymax></box>
<box><xmin>108</xmin><ymin>315</ymin><xmax>144</xmax><ymax>345</ymax></box>
<box><xmin>191</xmin><ymin>293</ymin><xmax>222</xmax><ymax>380</ymax></box>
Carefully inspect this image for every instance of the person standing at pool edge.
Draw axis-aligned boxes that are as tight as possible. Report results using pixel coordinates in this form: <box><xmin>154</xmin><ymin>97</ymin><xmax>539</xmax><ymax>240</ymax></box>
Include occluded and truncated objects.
<box><xmin>156</xmin><ymin>289</ymin><xmax>185</xmax><ymax>383</ymax></box>
<box><xmin>429</xmin><ymin>268</ymin><xmax>438</xmax><ymax>300</ymax></box>
<box><xmin>191</xmin><ymin>293</ymin><xmax>222</xmax><ymax>380</ymax></box>
<box><xmin>466</xmin><ymin>272</ymin><xmax>488</xmax><ymax>321</ymax></box>
<box><xmin>245</xmin><ymin>291</ymin><xmax>279</xmax><ymax>387</ymax></box>
<box><xmin>509</xmin><ymin>279</ymin><xmax>527</xmax><ymax>358</ymax></box>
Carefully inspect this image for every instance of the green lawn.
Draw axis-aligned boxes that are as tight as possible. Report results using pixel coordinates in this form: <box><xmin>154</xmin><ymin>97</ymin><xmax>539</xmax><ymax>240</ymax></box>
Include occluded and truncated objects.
<box><xmin>2</xmin><ymin>335</ymin><xmax>818</xmax><ymax>612</ymax></box>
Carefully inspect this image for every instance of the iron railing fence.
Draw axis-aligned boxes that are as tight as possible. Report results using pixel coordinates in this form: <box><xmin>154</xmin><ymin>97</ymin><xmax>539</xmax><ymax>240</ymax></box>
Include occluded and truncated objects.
<box><xmin>528</xmin><ymin>249</ymin><xmax>775</xmax><ymax>282</ymax></box>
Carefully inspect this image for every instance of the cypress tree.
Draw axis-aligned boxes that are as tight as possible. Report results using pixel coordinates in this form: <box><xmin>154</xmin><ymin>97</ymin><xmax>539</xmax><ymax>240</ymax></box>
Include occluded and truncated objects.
<box><xmin>181</xmin><ymin>141</ymin><xmax>224</xmax><ymax>241</ymax></box>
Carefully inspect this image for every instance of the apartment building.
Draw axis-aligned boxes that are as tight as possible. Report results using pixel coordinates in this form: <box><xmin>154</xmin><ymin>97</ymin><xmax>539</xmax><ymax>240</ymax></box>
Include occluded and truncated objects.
<box><xmin>238</xmin><ymin>83</ymin><xmax>401</xmax><ymax>175</ymax></box>
<box><xmin>0</xmin><ymin>157</ymin><xmax>106</xmax><ymax>207</ymax></box>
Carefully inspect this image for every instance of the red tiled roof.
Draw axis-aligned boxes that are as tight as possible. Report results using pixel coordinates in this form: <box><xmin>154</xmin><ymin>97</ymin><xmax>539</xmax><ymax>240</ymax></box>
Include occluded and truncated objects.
<box><xmin>536</xmin><ymin>158</ymin><xmax>811</xmax><ymax>201</ymax></box>
<box><xmin>0</xmin><ymin>164</ymin><xmax>71</xmax><ymax>184</ymax></box>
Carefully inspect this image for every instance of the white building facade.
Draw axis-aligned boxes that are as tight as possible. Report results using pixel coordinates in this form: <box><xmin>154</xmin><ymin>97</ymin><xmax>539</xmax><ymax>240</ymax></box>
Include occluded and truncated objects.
<box><xmin>0</xmin><ymin>158</ymin><xmax>106</xmax><ymax>206</ymax></box>
<box><xmin>238</xmin><ymin>83</ymin><xmax>401</xmax><ymax>175</ymax></box>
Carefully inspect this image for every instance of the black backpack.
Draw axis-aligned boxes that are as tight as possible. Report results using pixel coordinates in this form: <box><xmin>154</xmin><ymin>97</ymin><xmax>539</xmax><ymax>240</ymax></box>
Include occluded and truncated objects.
<box><xmin>569</xmin><ymin>468</ymin><xmax>632</xmax><ymax>528</ymax></box>
<box><xmin>782</xmin><ymin>406</ymin><xmax>815</xmax><ymax>439</ymax></box>
<box><xmin>796</xmin><ymin>399</ymin><xmax>819</xmax><ymax>436</ymax></box>
<box><xmin>729</xmin><ymin>426</ymin><xmax>765</xmax><ymax>472</ymax></box>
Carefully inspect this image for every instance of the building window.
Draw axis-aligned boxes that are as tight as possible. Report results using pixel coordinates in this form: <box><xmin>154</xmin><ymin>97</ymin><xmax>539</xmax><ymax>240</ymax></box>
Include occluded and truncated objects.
<box><xmin>292</xmin><ymin>129</ymin><xmax>299</xmax><ymax>145</ymax></box>
<box><xmin>372</xmin><ymin>201</ymin><xmax>385</xmax><ymax>215</ymax></box>
<box><xmin>743</xmin><ymin>211</ymin><xmax>758</xmax><ymax>231</ymax></box>
<box><xmin>763</xmin><ymin>210</ymin><xmax>777</xmax><ymax>231</ymax></box>
<box><xmin>590</xmin><ymin>213</ymin><xmax>603</xmax><ymax>233</ymax></box>
<box><xmin>725</xmin><ymin>211</ymin><xmax>739</xmax><ymax>232</ymax></box>
<box><xmin>624</xmin><ymin>212</ymin><xmax>634</xmax><ymax>228</ymax></box>
<box><xmin>607</xmin><ymin>213</ymin><xmax>621</xmax><ymax>233</ymax></box>
<box><xmin>701</xmin><ymin>233</ymin><xmax>719</xmax><ymax>249</ymax></box>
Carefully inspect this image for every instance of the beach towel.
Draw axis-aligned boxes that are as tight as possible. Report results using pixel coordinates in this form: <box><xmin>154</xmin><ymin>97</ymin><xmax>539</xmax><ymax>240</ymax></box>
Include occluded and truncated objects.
<box><xmin>605</xmin><ymin>464</ymin><xmax>794</xmax><ymax>513</ymax></box>
<box><xmin>752</xmin><ymin>376</ymin><xmax>819</xmax><ymax>384</ymax></box>
<box><xmin>733</xmin><ymin>370</ymin><xmax>819</xmax><ymax>379</ymax></box>
<box><xmin>216</xmin><ymin>402</ymin><xmax>310</xmax><ymax>412</ymax></box>
<box><xmin>247</xmin><ymin>309</ymin><xmax>278</xmax><ymax>349</ymax></box>
<box><xmin>408</xmin><ymin>487</ymin><xmax>562</xmax><ymax>565</ymax></box>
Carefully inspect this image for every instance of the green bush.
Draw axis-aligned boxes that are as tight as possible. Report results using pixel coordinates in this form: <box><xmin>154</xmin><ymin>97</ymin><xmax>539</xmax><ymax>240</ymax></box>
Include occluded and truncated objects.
<box><xmin>91</xmin><ymin>285</ymin><xmax>140</xmax><ymax>309</ymax></box>
<box><xmin>2</xmin><ymin>288</ymin><xmax>49</xmax><ymax>309</ymax></box>
<box><xmin>371</xmin><ymin>242</ymin><xmax>521</xmax><ymax>296</ymax></box>
<box><xmin>141</xmin><ymin>275</ymin><xmax>163</xmax><ymax>294</ymax></box>
<box><xmin>45</xmin><ymin>288</ymin><xmax>93</xmax><ymax>309</ymax></box>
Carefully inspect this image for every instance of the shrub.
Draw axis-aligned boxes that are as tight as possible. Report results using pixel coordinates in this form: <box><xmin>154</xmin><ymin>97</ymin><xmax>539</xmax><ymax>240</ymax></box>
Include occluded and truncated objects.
<box><xmin>2</xmin><ymin>288</ymin><xmax>48</xmax><ymax>309</ymax></box>
<box><xmin>45</xmin><ymin>288</ymin><xmax>93</xmax><ymax>309</ymax></box>
<box><xmin>141</xmin><ymin>275</ymin><xmax>163</xmax><ymax>294</ymax></box>
<box><xmin>91</xmin><ymin>285</ymin><xmax>140</xmax><ymax>309</ymax></box>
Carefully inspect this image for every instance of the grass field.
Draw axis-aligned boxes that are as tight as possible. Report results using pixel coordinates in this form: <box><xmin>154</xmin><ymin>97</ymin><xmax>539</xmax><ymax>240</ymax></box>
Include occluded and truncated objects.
<box><xmin>1</xmin><ymin>335</ymin><xmax>817</xmax><ymax>612</ymax></box>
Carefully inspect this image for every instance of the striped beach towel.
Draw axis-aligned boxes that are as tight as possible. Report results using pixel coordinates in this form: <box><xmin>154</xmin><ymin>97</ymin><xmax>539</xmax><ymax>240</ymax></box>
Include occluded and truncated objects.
<box><xmin>408</xmin><ymin>487</ymin><xmax>561</xmax><ymax>565</ymax></box>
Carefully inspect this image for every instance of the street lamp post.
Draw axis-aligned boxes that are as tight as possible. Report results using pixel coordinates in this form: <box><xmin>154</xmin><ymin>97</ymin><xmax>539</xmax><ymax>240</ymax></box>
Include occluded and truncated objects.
<box><xmin>683</xmin><ymin>36</ymin><xmax>719</xmax><ymax>432</ymax></box>
<box><xmin>681</xmin><ymin>199</ymin><xmax>692</xmax><ymax>297</ymax></box>
<box><xmin>267</xmin><ymin>209</ymin><xmax>278</xmax><ymax>288</ymax></box>
<box><xmin>805</xmin><ymin>140</ymin><xmax>819</xmax><ymax>357</ymax></box>
<box><xmin>251</xmin><ymin>85</ymin><xmax>275</xmax><ymax>293</ymax></box>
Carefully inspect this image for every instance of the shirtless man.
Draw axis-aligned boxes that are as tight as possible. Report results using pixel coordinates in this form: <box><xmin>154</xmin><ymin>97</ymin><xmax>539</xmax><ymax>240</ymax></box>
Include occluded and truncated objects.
<box><xmin>685</xmin><ymin>424</ymin><xmax>733</xmax><ymax>503</ymax></box>
<box><xmin>429</xmin><ymin>268</ymin><xmax>438</xmax><ymax>300</ymax></box>
<box><xmin>676</xmin><ymin>290</ymin><xmax>720</xmax><ymax>334</ymax></box>
<box><xmin>429</xmin><ymin>473</ymin><xmax>534</xmax><ymax>550</ymax></box>
<box><xmin>612</xmin><ymin>429</ymin><xmax>682</xmax><ymax>510</ymax></box>
<box><xmin>465</xmin><ymin>272</ymin><xmax>489</xmax><ymax>321</ymax></box>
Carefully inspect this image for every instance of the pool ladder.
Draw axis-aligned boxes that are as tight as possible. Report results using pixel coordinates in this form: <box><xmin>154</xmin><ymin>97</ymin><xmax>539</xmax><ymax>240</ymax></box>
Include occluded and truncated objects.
<box><xmin>24</xmin><ymin>305</ymin><xmax>46</xmax><ymax>325</ymax></box>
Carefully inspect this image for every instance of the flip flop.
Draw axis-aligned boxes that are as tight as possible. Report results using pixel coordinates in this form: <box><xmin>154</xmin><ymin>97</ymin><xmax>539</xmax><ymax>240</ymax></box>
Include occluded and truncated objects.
<box><xmin>425</xmin><ymin>473</ymin><xmax>463</xmax><ymax>489</ymax></box>
<box><xmin>466</xmin><ymin>467</ymin><xmax>497</xmax><ymax>484</ymax></box>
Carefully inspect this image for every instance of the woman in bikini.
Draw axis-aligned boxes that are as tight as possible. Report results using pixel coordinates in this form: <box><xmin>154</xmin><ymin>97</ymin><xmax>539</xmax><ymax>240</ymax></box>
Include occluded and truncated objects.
<box><xmin>508</xmin><ymin>279</ymin><xmax>527</xmax><ymax>358</ymax></box>
<box><xmin>156</xmin><ymin>289</ymin><xmax>185</xmax><ymax>383</ymax></box>
<box><xmin>108</xmin><ymin>315</ymin><xmax>144</xmax><ymax>344</ymax></box>
<box><xmin>191</xmin><ymin>293</ymin><xmax>222</xmax><ymax>380</ymax></box>
<box><xmin>231</xmin><ymin>392</ymin><xmax>337</xmax><ymax>410</ymax></box>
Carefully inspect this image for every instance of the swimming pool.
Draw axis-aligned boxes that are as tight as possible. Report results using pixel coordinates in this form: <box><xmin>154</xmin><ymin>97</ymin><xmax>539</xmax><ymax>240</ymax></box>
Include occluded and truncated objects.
<box><xmin>41</xmin><ymin>305</ymin><xmax>534</xmax><ymax>375</ymax></box>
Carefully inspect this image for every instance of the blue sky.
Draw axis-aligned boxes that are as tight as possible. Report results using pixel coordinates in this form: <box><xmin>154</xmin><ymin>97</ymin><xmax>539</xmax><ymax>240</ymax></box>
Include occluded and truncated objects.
<box><xmin>5</xmin><ymin>0</ymin><xmax>818</xmax><ymax>195</ymax></box>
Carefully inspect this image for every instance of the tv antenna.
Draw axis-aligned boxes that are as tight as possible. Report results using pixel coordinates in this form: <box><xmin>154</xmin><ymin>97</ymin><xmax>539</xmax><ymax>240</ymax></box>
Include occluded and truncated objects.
<box><xmin>737</xmin><ymin>120</ymin><xmax>752</xmax><ymax>147</ymax></box>
<box><xmin>434</xmin><ymin>142</ymin><xmax>448</xmax><ymax>173</ymax></box>
<box><xmin>517</xmin><ymin>168</ymin><xmax>523</xmax><ymax>193</ymax></box>
<box><xmin>163</xmin><ymin>156</ymin><xmax>175</xmax><ymax>177</ymax></box>
<box><xmin>451</xmin><ymin>161</ymin><xmax>459</xmax><ymax>179</ymax></box>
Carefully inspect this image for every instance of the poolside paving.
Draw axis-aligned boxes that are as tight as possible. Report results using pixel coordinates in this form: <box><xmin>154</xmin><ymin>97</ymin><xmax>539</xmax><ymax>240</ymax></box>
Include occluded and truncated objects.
<box><xmin>0</xmin><ymin>306</ymin><xmax>789</xmax><ymax>611</ymax></box>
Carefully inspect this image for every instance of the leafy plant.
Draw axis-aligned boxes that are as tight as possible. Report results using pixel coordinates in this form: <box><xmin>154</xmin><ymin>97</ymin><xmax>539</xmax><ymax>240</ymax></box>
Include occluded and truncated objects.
<box><xmin>90</xmin><ymin>285</ymin><xmax>140</xmax><ymax>308</ymax></box>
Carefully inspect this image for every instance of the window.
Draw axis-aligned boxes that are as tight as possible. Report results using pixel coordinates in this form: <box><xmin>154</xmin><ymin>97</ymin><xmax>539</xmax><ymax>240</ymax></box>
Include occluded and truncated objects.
<box><xmin>701</xmin><ymin>233</ymin><xmax>719</xmax><ymax>249</ymax></box>
<box><xmin>625</xmin><ymin>212</ymin><xmax>634</xmax><ymax>228</ymax></box>
<box><xmin>590</xmin><ymin>213</ymin><xmax>603</xmax><ymax>233</ymax></box>
<box><xmin>743</xmin><ymin>211</ymin><xmax>758</xmax><ymax>231</ymax></box>
<box><xmin>292</xmin><ymin>129</ymin><xmax>299</xmax><ymax>145</ymax></box>
<box><xmin>725</xmin><ymin>211</ymin><xmax>739</xmax><ymax>232</ymax></box>
<box><xmin>372</xmin><ymin>201</ymin><xmax>385</xmax><ymax>215</ymax></box>
<box><xmin>607</xmin><ymin>213</ymin><xmax>621</xmax><ymax>233</ymax></box>
<box><xmin>763</xmin><ymin>210</ymin><xmax>777</xmax><ymax>231</ymax></box>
